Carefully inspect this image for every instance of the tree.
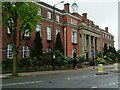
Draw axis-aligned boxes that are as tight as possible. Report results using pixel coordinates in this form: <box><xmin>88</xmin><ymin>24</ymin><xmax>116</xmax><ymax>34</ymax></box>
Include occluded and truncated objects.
<box><xmin>54</xmin><ymin>32</ymin><xmax>64</xmax><ymax>53</ymax></box>
<box><xmin>2</xmin><ymin>2</ymin><xmax>39</xmax><ymax>76</ymax></box>
<box><xmin>103</xmin><ymin>43</ymin><xmax>108</xmax><ymax>56</ymax></box>
<box><xmin>33</xmin><ymin>31</ymin><xmax>43</xmax><ymax>59</ymax></box>
<box><xmin>117</xmin><ymin>50</ymin><xmax>120</xmax><ymax>62</ymax></box>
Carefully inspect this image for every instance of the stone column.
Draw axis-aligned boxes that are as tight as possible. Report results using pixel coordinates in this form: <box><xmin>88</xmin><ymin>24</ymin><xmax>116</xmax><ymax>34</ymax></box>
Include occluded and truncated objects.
<box><xmin>81</xmin><ymin>34</ymin><xmax>84</xmax><ymax>55</ymax></box>
<box><xmin>88</xmin><ymin>35</ymin><xmax>91</xmax><ymax>59</ymax></box>
<box><xmin>93</xmin><ymin>37</ymin><xmax>95</xmax><ymax>51</ymax></box>
<box><xmin>97</xmin><ymin>38</ymin><xmax>100</xmax><ymax>51</ymax></box>
<box><xmin>93</xmin><ymin>37</ymin><xmax>95</xmax><ymax>57</ymax></box>
<box><xmin>84</xmin><ymin>34</ymin><xmax>86</xmax><ymax>58</ymax></box>
<box><xmin>64</xmin><ymin>27</ymin><xmax>66</xmax><ymax>56</ymax></box>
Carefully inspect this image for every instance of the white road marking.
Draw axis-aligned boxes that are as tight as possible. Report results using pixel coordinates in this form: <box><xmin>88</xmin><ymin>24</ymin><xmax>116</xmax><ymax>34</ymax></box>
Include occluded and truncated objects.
<box><xmin>109</xmin><ymin>83</ymin><xmax>116</xmax><ymax>86</ymax></box>
<box><xmin>91</xmin><ymin>86</ymin><xmax>98</xmax><ymax>88</ymax></box>
<box><xmin>82</xmin><ymin>76</ymin><xmax>86</xmax><ymax>78</ymax></box>
<box><xmin>1</xmin><ymin>80</ymin><xmax>43</xmax><ymax>86</ymax></box>
<box><xmin>117</xmin><ymin>82</ymin><xmax>120</xmax><ymax>83</ymax></box>
<box><xmin>66</xmin><ymin>78</ymin><xmax>70</xmax><ymax>80</ymax></box>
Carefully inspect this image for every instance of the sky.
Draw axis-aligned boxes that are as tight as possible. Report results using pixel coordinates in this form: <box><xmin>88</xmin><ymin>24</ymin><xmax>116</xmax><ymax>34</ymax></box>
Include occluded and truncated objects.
<box><xmin>41</xmin><ymin>0</ymin><xmax>119</xmax><ymax>50</ymax></box>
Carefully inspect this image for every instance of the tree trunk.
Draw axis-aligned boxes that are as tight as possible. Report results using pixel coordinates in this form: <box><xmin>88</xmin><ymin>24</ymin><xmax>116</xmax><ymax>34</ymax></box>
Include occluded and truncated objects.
<box><xmin>12</xmin><ymin>48</ymin><xmax>18</xmax><ymax>76</ymax></box>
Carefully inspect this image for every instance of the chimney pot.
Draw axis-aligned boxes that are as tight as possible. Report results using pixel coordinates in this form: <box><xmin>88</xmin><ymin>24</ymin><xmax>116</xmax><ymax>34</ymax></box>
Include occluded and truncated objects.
<box><xmin>64</xmin><ymin>3</ymin><xmax>70</xmax><ymax>13</ymax></box>
<box><xmin>82</xmin><ymin>13</ymin><xmax>87</xmax><ymax>19</ymax></box>
<box><xmin>105</xmin><ymin>27</ymin><xmax>108</xmax><ymax>32</ymax></box>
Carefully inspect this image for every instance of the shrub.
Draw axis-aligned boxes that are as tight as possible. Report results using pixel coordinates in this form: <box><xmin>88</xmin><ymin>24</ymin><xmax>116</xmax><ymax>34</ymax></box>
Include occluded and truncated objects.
<box><xmin>77</xmin><ymin>55</ymin><xmax>85</xmax><ymax>63</ymax></box>
<box><xmin>54</xmin><ymin>50</ymin><xmax>67</xmax><ymax>67</ymax></box>
<box><xmin>19</xmin><ymin>58</ymin><xmax>30</xmax><ymax>68</ymax></box>
<box><xmin>2</xmin><ymin>59</ymin><xmax>13</xmax><ymax>71</ymax></box>
<box><xmin>29</xmin><ymin>57</ymin><xmax>39</xmax><ymax>67</ymax></box>
<box><xmin>66</xmin><ymin>57</ymin><xmax>73</xmax><ymax>63</ymax></box>
<box><xmin>96</xmin><ymin>58</ymin><xmax>106</xmax><ymax>65</ymax></box>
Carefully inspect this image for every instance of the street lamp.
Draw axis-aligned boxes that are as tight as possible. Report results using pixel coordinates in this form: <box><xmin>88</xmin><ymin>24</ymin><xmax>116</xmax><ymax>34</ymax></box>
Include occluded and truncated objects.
<box><xmin>52</xmin><ymin>1</ymin><xmax>64</xmax><ymax>71</ymax></box>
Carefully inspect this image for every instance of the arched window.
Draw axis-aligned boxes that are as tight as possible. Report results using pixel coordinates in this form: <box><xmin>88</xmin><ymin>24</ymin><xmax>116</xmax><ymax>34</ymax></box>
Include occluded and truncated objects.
<box><xmin>22</xmin><ymin>45</ymin><xmax>30</xmax><ymax>58</ymax></box>
<box><xmin>7</xmin><ymin>44</ymin><xmax>13</xmax><ymax>59</ymax></box>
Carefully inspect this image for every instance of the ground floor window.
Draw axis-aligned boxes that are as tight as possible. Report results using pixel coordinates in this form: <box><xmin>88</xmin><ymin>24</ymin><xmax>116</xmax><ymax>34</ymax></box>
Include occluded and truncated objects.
<box><xmin>6</xmin><ymin>44</ymin><xmax>13</xmax><ymax>59</ymax></box>
<box><xmin>22</xmin><ymin>45</ymin><xmax>30</xmax><ymax>58</ymax></box>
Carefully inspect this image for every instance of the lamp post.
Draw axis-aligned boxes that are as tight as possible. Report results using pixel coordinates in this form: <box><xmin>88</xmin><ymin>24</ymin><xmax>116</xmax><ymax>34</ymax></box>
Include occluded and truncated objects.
<box><xmin>52</xmin><ymin>1</ymin><xmax>64</xmax><ymax>71</ymax></box>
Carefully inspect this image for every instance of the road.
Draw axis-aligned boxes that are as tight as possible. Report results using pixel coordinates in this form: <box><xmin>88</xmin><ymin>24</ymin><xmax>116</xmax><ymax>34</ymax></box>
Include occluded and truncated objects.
<box><xmin>1</xmin><ymin>68</ymin><xmax>119</xmax><ymax>89</ymax></box>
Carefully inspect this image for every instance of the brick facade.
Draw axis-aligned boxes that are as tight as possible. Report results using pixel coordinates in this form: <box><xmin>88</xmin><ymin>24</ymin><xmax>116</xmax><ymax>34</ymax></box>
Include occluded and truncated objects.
<box><xmin>2</xmin><ymin>2</ymin><xmax>114</xmax><ymax>61</ymax></box>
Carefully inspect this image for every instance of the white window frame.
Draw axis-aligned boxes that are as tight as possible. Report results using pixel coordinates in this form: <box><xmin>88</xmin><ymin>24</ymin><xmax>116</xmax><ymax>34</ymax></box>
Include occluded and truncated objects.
<box><xmin>7</xmin><ymin>19</ymin><xmax>13</xmax><ymax>34</ymax></box>
<box><xmin>56</xmin><ymin>14</ymin><xmax>60</xmax><ymax>22</ymax></box>
<box><xmin>7</xmin><ymin>20</ymin><xmax>10</xmax><ymax>34</ymax></box>
<box><xmin>36</xmin><ymin>24</ymin><xmax>42</xmax><ymax>37</ymax></box>
<box><xmin>7</xmin><ymin>44</ymin><xmax>13</xmax><ymax>59</ymax></box>
<box><xmin>24</xmin><ymin>29</ymin><xmax>30</xmax><ymax>37</ymax></box>
<box><xmin>22</xmin><ymin>45</ymin><xmax>30</xmax><ymax>58</ymax></box>
<box><xmin>71</xmin><ymin>18</ymin><xmax>77</xmax><ymax>25</ymax></box>
<box><xmin>72</xmin><ymin>31</ymin><xmax>77</xmax><ymax>43</ymax></box>
<box><xmin>56</xmin><ymin>28</ymin><xmax>60</xmax><ymax>35</ymax></box>
<box><xmin>47</xmin><ymin>11</ymin><xmax>51</xmax><ymax>19</ymax></box>
<box><xmin>37</xmin><ymin>8</ymin><xmax>42</xmax><ymax>15</ymax></box>
<box><xmin>46</xmin><ymin>26</ymin><xmax>52</xmax><ymax>40</ymax></box>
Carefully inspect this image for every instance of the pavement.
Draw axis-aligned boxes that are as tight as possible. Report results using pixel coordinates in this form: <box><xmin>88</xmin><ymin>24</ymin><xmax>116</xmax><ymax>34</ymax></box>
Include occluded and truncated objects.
<box><xmin>0</xmin><ymin>64</ymin><xmax>116</xmax><ymax>79</ymax></box>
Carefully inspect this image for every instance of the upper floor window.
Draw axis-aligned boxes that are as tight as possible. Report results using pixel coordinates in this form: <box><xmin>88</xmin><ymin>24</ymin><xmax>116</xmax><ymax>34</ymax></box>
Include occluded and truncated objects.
<box><xmin>7</xmin><ymin>18</ymin><xmax>13</xmax><ymax>34</ymax></box>
<box><xmin>24</xmin><ymin>29</ymin><xmax>30</xmax><ymax>37</ymax></box>
<box><xmin>56</xmin><ymin>28</ymin><xmax>60</xmax><ymax>35</ymax></box>
<box><xmin>56</xmin><ymin>14</ymin><xmax>60</xmax><ymax>22</ymax></box>
<box><xmin>36</xmin><ymin>24</ymin><xmax>42</xmax><ymax>37</ymax></box>
<box><xmin>72</xmin><ymin>31</ymin><xmax>77</xmax><ymax>44</ymax></box>
<box><xmin>46</xmin><ymin>26</ymin><xmax>52</xmax><ymax>40</ymax></box>
<box><xmin>47</xmin><ymin>11</ymin><xmax>51</xmax><ymax>19</ymax></box>
<box><xmin>7</xmin><ymin>44</ymin><xmax>13</xmax><ymax>59</ymax></box>
<box><xmin>71</xmin><ymin>18</ymin><xmax>77</xmax><ymax>25</ymax></box>
<box><xmin>37</xmin><ymin>8</ymin><xmax>42</xmax><ymax>15</ymax></box>
<box><xmin>22</xmin><ymin>45</ymin><xmax>30</xmax><ymax>58</ymax></box>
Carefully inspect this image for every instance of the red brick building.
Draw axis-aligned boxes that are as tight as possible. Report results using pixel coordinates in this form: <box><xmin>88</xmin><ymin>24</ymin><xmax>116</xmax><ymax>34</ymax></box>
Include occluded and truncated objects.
<box><xmin>2</xmin><ymin>2</ymin><xmax>114</xmax><ymax>61</ymax></box>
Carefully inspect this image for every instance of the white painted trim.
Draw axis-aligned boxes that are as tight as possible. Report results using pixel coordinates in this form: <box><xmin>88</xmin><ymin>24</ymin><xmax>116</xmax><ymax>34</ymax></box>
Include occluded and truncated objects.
<box><xmin>33</xmin><ymin>2</ymin><xmax>63</xmax><ymax>15</ymax></box>
<box><xmin>33</xmin><ymin>2</ymin><xmax>81</xmax><ymax>20</ymax></box>
<box><xmin>64</xmin><ymin>13</ymin><xmax>81</xmax><ymax>20</ymax></box>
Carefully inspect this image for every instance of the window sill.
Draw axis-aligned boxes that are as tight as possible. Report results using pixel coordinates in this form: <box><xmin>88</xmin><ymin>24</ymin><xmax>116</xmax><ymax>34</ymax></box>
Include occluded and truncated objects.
<box><xmin>24</xmin><ymin>36</ymin><xmax>31</xmax><ymax>39</ymax></box>
<box><xmin>47</xmin><ymin>39</ymin><xmax>52</xmax><ymax>42</ymax></box>
<box><xmin>72</xmin><ymin>42</ymin><xmax>78</xmax><ymax>45</ymax></box>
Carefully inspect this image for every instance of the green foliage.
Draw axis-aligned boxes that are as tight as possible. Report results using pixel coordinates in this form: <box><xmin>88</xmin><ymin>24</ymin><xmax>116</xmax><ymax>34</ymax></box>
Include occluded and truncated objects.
<box><xmin>2</xmin><ymin>2</ymin><xmax>40</xmax><ymax>75</ymax></box>
<box><xmin>33</xmin><ymin>32</ymin><xmax>43</xmax><ymax>59</ymax></box>
<box><xmin>66</xmin><ymin>57</ymin><xmax>73</xmax><ymax>63</ymax></box>
<box><xmin>29</xmin><ymin>57</ymin><xmax>39</xmax><ymax>67</ymax></box>
<box><xmin>77</xmin><ymin>55</ymin><xmax>85</xmax><ymax>63</ymax></box>
<box><xmin>54</xmin><ymin>50</ymin><xmax>67</xmax><ymax>66</ymax></box>
<box><xmin>19</xmin><ymin>58</ymin><xmax>30</xmax><ymax>68</ymax></box>
<box><xmin>117</xmin><ymin>50</ymin><xmax>120</xmax><ymax>62</ymax></box>
<box><xmin>96</xmin><ymin>58</ymin><xmax>106</xmax><ymax>65</ymax></box>
<box><xmin>2</xmin><ymin>59</ymin><xmax>13</xmax><ymax>71</ymax></box>
<box><xmin>54</xmin><ymin>32</ymin><xmax>64</xmax><ymax>53</ymax></box>
<box><xmin>97</xmin><ymin>51</ymin><xmax>103</xmax><ymax>58</ymax></box>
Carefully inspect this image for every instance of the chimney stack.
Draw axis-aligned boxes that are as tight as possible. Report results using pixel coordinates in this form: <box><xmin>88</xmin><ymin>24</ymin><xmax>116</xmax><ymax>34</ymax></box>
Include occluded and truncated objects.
<box><xmin>82</xmin><ymin>13</ymin><xmax>87</xmax><ymax>19</ymax></box>
<box><xmin>64</xmin><ymin>3</ymin><xmax>70</xmax><ymax>13</ymax></box>
<box><xmin>105</xmin><ymin>27</ymin><xmax>108</xmax><ymax>32</ymax></box>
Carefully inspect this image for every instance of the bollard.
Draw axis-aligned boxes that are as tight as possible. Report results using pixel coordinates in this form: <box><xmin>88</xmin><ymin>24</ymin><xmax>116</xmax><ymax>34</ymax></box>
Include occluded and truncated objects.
<box><xmin>98</xmin><ymin>64</ymin><xmax>103</xmax><ymax>73</ymax></box>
